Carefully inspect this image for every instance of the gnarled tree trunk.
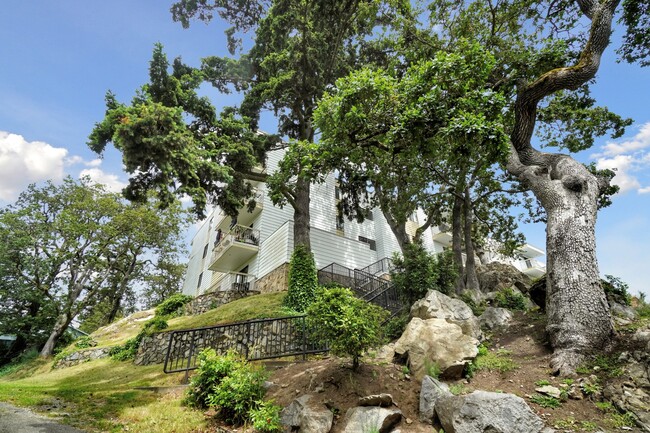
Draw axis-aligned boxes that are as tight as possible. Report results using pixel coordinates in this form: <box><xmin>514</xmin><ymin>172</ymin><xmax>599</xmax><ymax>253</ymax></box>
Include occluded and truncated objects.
<box><xmin>293</xmin><ymin>177</ymin><xmax>312</xmax><ymax>250</ymax></box>
<box><xmin>507</xmin><ymin>0</ymin><xmax>619</xmax><ymax>375</ymax></box>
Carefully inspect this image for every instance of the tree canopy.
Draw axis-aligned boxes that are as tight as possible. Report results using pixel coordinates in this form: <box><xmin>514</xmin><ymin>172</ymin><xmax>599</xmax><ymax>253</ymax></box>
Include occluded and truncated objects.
<box><xmin>0</xmin><ymin>178</ymin><xmax>187</xmax><ymax>357</ymax></box>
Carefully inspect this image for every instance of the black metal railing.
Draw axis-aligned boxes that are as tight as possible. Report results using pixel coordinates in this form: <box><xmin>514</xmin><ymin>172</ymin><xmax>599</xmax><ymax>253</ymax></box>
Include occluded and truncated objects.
<box><xmin>358</xmin><ymin>257</ymin><xmax>393</xmax><ymax>276</ymax></box>
<box><xmin>163</xmin><ymin>315</ymin><xmax>327</xmax><ymax>374</ymax></box>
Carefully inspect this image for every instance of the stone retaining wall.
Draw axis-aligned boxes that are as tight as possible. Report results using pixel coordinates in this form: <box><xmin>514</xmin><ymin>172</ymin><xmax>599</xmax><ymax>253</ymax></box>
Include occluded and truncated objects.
<box><xmin>184</xmin><ymin>289</ymin><xmax>259</xmax><ymax>316</ymax></box>
<box><xmin>135</xmin><ymin>317</ymin><xmax>311</xmax><ymax>366</ymax></box>
<box><xmin>255</xmin><ymin>263</ymin><xmax>289</xmax><ymax>294</ymax></box>
<box><xmin>53</xmin><ymin>347</ymin><xmax>113</xmax><ymax>369</ymax></box>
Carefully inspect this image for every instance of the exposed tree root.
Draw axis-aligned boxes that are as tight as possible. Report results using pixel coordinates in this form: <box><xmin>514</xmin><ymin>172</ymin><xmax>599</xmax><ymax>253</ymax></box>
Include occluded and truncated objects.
<box><xmin>550</xmin><ymin>349</ymin><xmax>585</xmax><ymax>377</ymax></box>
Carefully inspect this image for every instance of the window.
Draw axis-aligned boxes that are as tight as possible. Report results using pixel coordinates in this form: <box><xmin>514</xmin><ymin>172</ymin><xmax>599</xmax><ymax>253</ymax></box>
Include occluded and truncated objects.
<box><xmin>366</xmin><ymin>210</ymin><xmax>374</xmax><ymax>221</ymax></box>
<box><xmin>336</xmin><ymin>202</ymin><xmax>345</xmax><ymax>231</ymax></box>
<box><xmin>202</xmin><ymin>243</ymin><xmax>209</xmax><ymax>258</ymax></box>
<box><xmin>358</xmin><ymin>236</ymin><xmax>377</xmax><ymax>251</ymax></box>
<box><xmin>408</xmin><ymin>212</ymin><xmax>418</xmax><ymax>223</ymax></box>
<box><xmin>197</xmin><ymin>272</ymin><xmax>203</xmax><ymax>289</ymax></box>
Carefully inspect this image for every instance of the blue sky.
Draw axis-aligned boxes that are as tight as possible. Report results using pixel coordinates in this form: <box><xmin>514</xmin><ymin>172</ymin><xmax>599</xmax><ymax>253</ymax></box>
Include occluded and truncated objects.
<box><xmin>1</xmin><ymin>2</ymin><xmax>648</xmax><ymax>297</ymax></box>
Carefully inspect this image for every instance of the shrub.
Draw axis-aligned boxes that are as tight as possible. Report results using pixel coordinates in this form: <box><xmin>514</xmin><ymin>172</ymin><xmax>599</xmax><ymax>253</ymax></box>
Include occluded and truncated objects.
<box><xmin>384</xmin><ymin>311</ymin><xmax>409</xmax><ymax>341</ymax></box>
<box><xmin>109</xmin><ymin>316</ymin><xmax>168</xmax><ymax>361</ymax></box>
<box><xmin>155</xmin><ymin>293</ymin><xmax>193</xmax><ymax>317</ymax></box>
<box><xmin>460</xmin><ymin>293</ymin><xmax>487</xmax><ymax>316</ymax></box>
<box><xmin>184</xmin><ymin>349</ymin><xmax>268</xmax><ymax>426</ymax></box>
<box><xmin>494</xmin><ymin>287</ymin><xmax>527</xmax><ymax>311</ymax></box>
<box><xmin>306</xmin><ymin>287</ymin><xmax>388</xmax><ymax>370</ymax></box>
<box><xmin>249</xmin><ymin>400</ymin><xmax>283</xmax><ymax>432</ymax></box>
<box><xmin>284</xmin><ymin>245</ymin><xmax>318</xmax><ymax>312</ymax></box>
<box><xmin>74</xmin><ymin>336</ymin><xmax>97</xmax><ymax>349</ymax></box>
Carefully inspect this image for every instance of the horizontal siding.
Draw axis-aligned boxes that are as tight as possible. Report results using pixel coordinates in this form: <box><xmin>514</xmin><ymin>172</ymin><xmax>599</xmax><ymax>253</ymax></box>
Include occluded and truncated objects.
<box><xmin>257</xmin><ymin>221</ymin><xmax>292</xmax><ymax>279</ymax></box>
<box><xmin>310</xmin><ymin>227</ymin><xmax>377</xmax><ymax>270</ymax></box>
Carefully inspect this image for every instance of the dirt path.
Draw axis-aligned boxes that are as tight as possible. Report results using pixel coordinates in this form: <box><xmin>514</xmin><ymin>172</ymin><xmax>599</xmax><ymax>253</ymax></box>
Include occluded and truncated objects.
<box><xmin>0</xmin><ymin>402</ymin><xmax>87</xmax><ymax>433</ymax></box>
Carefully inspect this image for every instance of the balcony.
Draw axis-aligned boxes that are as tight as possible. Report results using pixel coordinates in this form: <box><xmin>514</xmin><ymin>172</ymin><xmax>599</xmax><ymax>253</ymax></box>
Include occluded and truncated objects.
<box><xmin>212</xmin><ymin>272</ymin><xmax>257</xmax><ymax>293</ymax></box>
<box><xmin>521</xmin><ymin>258</ymin><xmax>546</xmax><ymax>278</ymax></box>
<box><xmin>216</xmin><ymin>188</ymin><xmax>264</xmax><ymax>231</ymax></box>
<box><xmin>209</xmin><ymin>225</ymin><xmax>260</xmax><ymax>272</ymax></box>
<box><xmin>431</xmin><ymin>224</ymin><xmax>452</xmax><ymax>246</ymax></box>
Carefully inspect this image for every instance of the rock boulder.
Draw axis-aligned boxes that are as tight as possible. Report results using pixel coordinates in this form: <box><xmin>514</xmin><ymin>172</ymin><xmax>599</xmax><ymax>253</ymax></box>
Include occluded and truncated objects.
<box><xmin>435</xmin><ymin>391</ymin><xmax>547</xmax><ymax>433</ymax></box>
<box><xmin>342</xmin><ymin>406</ymin><xmax>402</xmax><ymax>433</ymax></box>
<box><xmin>479</xmin><ymin>307</ymin><xmax>513</xmax><ymax>331</ymax></box>
<box><xmin>281</xmin><ymin>394</ymin><xmax>333</xmax><ymax>433</ymax></box>
<box><xmin>410</xmin><ymin>290</ymin><xmax>482</xmax><ymax>340</ymax></box>
<box><xmin>393</xmin><ymin>318</ymin><xmax>479</xmax><ymax>380</ymax></box>
<box><xmin>477</xmin><ymin>262</ymin><xmax>532</xmax><ymax>294</ymax></box>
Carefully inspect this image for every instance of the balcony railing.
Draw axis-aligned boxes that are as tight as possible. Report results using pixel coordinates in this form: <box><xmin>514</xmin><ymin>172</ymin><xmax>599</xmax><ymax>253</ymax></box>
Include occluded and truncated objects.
<box><xmin>213</xmin><ymin>272</ymin><xmax>257</xmax><ymax>292</ymax></box>
<box><xmin>209</xmin><ymin>225</ymin><xmax>261</xmax><ymax>272</ymax></box>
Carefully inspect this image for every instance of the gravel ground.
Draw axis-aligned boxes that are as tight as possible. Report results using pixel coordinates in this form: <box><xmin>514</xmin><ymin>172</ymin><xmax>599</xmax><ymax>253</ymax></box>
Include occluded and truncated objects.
<box><xmin>0</xmin><ymin>402</ymin><xmax>87</xmax><ymax>433</ymax></box>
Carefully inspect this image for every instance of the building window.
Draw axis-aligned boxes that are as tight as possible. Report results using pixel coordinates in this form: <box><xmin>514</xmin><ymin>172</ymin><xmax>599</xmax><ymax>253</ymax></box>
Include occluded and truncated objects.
<box><xmin>202</xmin><ymin>243</ymin><xmax>209</xmax><ymax>258</ymax></box>
<box><xmin>197</xmin><ymin>272</ymin><xmax>203</xmax><ymax>289</ymax></box>
<box><xmin>358</xmin><ymin>236</ymin><xmax>377</xmax><ymax>251</ymax></box>
<box><xmin>336</xmin><ymin>202</ymin><xmax>345</xmax><ymax>231</ymax></box>
<box><xmin>366</xmin><ymin>210</ymin><xmax>374</xmax><ymax>221</ymax></box>
<box><xmin>408</xmin><ymin>212</ymin><xmax>418</xmax><ymax>223</ymax></box>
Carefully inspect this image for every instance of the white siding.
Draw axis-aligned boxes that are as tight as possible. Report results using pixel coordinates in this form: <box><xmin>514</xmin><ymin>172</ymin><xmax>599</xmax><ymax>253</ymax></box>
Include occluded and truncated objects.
<box><xmin>310</xmin><ymin>227</ymin><xmax>378</xmax><ymax>270</ymax></box>
<box><xmin>257</xmin><ymin>221</ymin><xmax>292</xmax><ymax>278</ymax></box>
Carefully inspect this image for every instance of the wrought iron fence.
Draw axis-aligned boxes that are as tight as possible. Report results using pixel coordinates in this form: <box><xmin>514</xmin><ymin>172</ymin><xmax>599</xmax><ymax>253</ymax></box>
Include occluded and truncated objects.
<box><xmin>163</xmin><ymin>315</ymin><xmax>328</xmax><ymax>374</ymax></box>
<box><xmin>358</xmin><ymin>257</ymin><xmax>393</xmax><ymax>276</ymax></box>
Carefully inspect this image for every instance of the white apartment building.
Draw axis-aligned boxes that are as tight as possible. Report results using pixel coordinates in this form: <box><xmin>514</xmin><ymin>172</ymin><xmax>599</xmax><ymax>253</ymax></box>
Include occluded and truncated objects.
<box><xmin>182</xmin><ymin>149</ymin><xmax>545</xmax><ymax>297</ymax></box>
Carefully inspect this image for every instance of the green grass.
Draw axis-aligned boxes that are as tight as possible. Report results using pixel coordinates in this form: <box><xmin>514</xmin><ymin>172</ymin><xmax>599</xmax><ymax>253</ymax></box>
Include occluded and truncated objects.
<box><xmin>530</xmin><ymin>394</ymin><xmax>562</xmax><ymax>408</ymax></box>
<box><xmin>0</xmin><ymin>357</ymin><xmax>206</xmax><ymax>433</ymax></box>
<box><xmin>167</xmin><ymin>292</ymin><xmax>289</xmax><ymax>331</ymax></box>
<box><xmin>467</xmin><ymin>345</ymin><xmax>518</xmax><ymax>377</ymax></box>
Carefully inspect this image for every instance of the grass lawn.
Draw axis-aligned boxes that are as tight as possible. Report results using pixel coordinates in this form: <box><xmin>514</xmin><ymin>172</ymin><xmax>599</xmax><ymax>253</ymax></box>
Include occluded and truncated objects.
<box><xmin>0</xmin><ymin>357</ymin><xmax>205</xmax><ymax>433</ymax></box>
<box><xmin>0</xmin><ymin>291</ymin><xmax>291</xmax><ymax>432</ymax></box>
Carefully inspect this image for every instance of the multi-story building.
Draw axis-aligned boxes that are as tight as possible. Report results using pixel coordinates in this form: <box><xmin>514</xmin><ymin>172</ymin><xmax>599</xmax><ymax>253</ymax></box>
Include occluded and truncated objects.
<box><xmin>182</xmin><ymin>149</ymin><xmax>545</xmax><ymax>296</ymax></box>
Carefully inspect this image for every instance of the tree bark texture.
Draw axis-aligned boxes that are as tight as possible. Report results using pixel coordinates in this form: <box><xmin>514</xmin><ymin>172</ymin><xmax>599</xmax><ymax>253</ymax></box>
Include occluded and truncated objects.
<box><xmin>463</xmin><ymin>190</ymin><xmax>480</xmax><ymax>292</ymax></box>
<box><xmin>293</xmin><ymin>177</ymin><xmax>312</xmax><ymax>250</ymax></box>
<box><xmin>452</xmin><ymin>194</ymin><xmax>465</xmax><ymax>293</ymax></box>
<box><xmin>507</xmin><ymin>0</ymin><xmax>619</xmax><ymax>374</ymax></box>
<box><xmin>40</xmin><ymin>313</ymin><xmax>71</xmax><ymax>357</ymax></box>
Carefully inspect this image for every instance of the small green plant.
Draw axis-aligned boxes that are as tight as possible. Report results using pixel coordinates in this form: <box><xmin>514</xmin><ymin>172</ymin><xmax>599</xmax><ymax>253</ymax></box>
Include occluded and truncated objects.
<box><xmin>494</xmin><ymin>287</ymin><xmax>527</xmax><ymax>311</ymax></box>
<box><xmin>449</xmin><ymin>383</ymin><xmax>467</xmax><ymax>395</ymax></box>
<box><xmin>595</xmin><ymin>401</ymin><xmax>614</xmax><ymax>412</ymax></box>
<box><xmin>425</xmin><ymin>360</ymin><xmax>441</xmax><ymax>379</ymax></box>
<box><xmin>459</xmin><ymin>293</ymin><xmax>487</xmax><ymax>316</ymax></box>
<box><xmin>608</xmin><ymin>411</ymin><xmax>636</xmax><ymax>428</ymax></box>
<box><xmin>306</xmin><ymin>287</ymin><xmax>387</xmax><ymax>371</ymax></box>
<box><xmin>74</xmin><ymin>335</ymin><xmax>97</xmax><ymax>349</ymax></box>
<box><xmin>284</xmin><ymin>245</ymin><xmax>318</xmax><ymax>312</ymax></box>
<box><xmin>581</xmin><ymin>381</ymin><xmax>602</xmax><ymax>396</ymax></box>
<box><xmin>561</xmin><ymin>378</ymin><xmax>575</xmax><ymax>386</ymax></box>
<box><xmin>249</xmin><ymin>400</ymin><xmax>283</xmax><ymax>433</ymax></box>
<box><xmin>155</xmin><ymin>293</ymin><xmax>193</xmax><ymax>317</ymax></box>
<box><xmin>580</xmin><ymin>421</ymin><xmax>598</xmax><ymax>431</ymax></box>
<box><xmin>535</xmin><ymin>379</ymin><xmax>551</xmax><ymax>386</ymax></box>
<box><xmin>401</xmin><ymin>365</ymin><xmax>410</xmax><ymax>375</ymax></box>
<box><xmin>530</xmin><ymin>394</ymin><xmax>562</xmax><ymax>408</ymax></box>
<box><xmin>466</xmin><ymin>344</ymin><xmax>517</xmax><ymax>377</ymax></box>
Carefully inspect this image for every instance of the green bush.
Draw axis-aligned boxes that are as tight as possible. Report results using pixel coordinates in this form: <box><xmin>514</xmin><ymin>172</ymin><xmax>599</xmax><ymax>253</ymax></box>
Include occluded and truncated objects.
<box><xmin>602</xmin><ymin>275</ymin><xmax>631</xmax><ymax>306</ymax></box>
<box><xmin>306</xmin><ymin>287</ymin><xmax>387</xmax><ymax>371</ymax></box>
<box><xmin>460</xmin><ymin>293</ymin><xmax>487</xmax><ymax>316</ymax></box>
<box><xmin>384</xmin><ymin>311</ymin><xmax>409</xmax><ymax>341</ymax></box>
<box><xmin>184</xmin><ymin>349</ymin><xmax>268</xmax><ymax>426</ymax></box>
<box><xmin>74</xmin><ymin>336</ymin><xmax>97</xmax><ymax>349</ymax></box>
<box><xmin>391</xmin><ymin>244</ymin><xmax>458</xmax><ymax>308</ymax></box>
<box><xmin>494</xmin><ymin>287</ymin><xmax>527</xmax><ymax>311</ymax></box>
<box><xmin>109</xmin><ymin>317</ymin><xmax>168</xmax><ymax>361</ymax></box>
<box><xmin>249</xmin><ymin>400</ymin><xmax>283</xmax><ymax>432</ymax></box>
<box><xmin>284</xmin><ymin>245</ymin><xmax>318</xmax><ymax>312</ymax></box>
<box><xmin>155</xmin><ymin>293</ymin><xmax>193</xmax><ymax>317</ymax></box>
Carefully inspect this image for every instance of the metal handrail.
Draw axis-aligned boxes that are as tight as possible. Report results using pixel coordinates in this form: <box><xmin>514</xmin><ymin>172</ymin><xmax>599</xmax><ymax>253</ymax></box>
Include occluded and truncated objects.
<box><xmin>163</xmin><ymin>315</ymin><xmax>328</xmax><ymax>374</ymax></box>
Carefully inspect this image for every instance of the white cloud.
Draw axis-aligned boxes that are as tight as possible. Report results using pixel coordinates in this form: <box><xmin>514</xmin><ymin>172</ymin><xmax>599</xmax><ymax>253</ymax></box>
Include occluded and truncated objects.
<box><xmin>598</xmin><ymin>122</ymin><xmax>650</xmax><ymax>157</ymax></box>
<box><xmin>79</xmin><ymin>168</ymin><xmax>127</xmax><ymax>193</ymax></box>
<box><xmin>0</xmin><ymin>131</ymin><xmax>69</xmax><ymax>201</ymax></box>
<box><xmin>592</xmin><ymin>122</ymin><xmax>650</xmax><ymax>195</ymax></box>
<box><xmin>595</xmin><ymin>154</ymin><xmax>642</xmax><ymax>193</ymax></box>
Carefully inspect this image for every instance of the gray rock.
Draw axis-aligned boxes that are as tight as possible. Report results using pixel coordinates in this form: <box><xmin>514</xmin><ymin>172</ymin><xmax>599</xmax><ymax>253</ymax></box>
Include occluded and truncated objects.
<box><xmin>476</xmin><ymin>262</ymin><xmax>532</xmax><ymax>294</ymax></box>
<box><xmin>358</xmin><ymin>394</ymin><xmax>393</xmax><ymax>407</ymax></box>
<box><xmin>411</xmin><ymin>290</ymin><xmax>482</xmax><ymax>340</ymax></box>
<box><xmin>343</xmin><ymin>406</ymin><xmax>402</xmax><ymax>433</ymax></box>
<box><xmin>281</xmin><ymin>395</ymin><xmax>333</xmax><ymax>433</ymax></box>
<box><xmin>419</xmin><ymin>376</ymin><xmax>451</xmax><ymax>424</ymax></box>
<box><xmin>393</xmin><ymin>318</ymin><xmax>479</xmax><ymax>380</ymax></box>
<box><xmin>534</xmin><ymin>385</ymin><xmax>562</xmax><ymax>399</ymax></box>
<box><xmin>436</xmin><ymin>391</ymin><xmax>546</xmax><ymax>433</ymax></box>
<box><xmin>610</xmin><ymin>302</ymin><xmax>637</xmax><ymax>320</ymax></box>
<box><xmin>479</xmin><ymin>307</ymin><xmax>513</xmax><ymax>331</ymax></box>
